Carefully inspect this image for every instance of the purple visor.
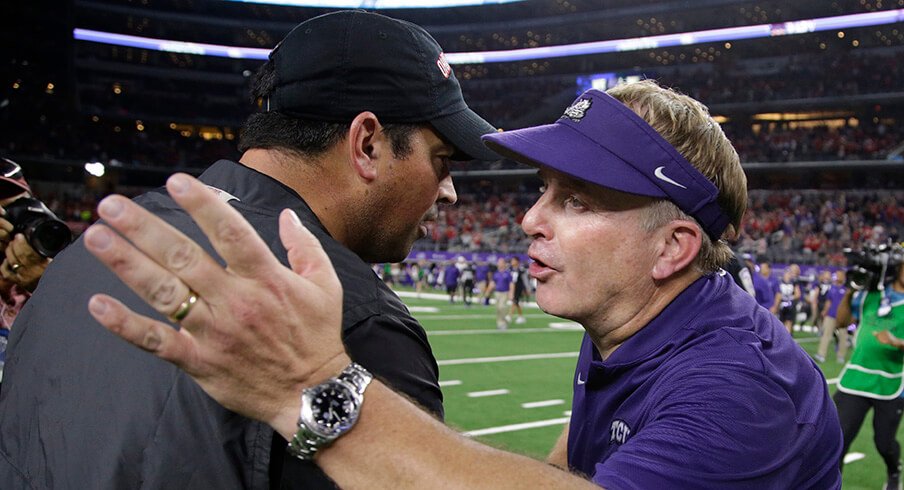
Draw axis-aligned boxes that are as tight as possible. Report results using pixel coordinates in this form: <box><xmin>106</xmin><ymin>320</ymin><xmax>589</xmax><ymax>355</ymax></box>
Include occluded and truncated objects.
<box><xmin>482</xmin><ymin>89</ymin><xmax>729</xmax><ymax>241</ymax></box>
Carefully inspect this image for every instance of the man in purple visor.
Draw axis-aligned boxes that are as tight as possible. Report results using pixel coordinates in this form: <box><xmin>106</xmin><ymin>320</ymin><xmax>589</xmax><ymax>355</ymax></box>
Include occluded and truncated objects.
<box><xmin>81</xmin><ymin>81</ymin><xmax>842</xmax><ymax>488</ymax></box>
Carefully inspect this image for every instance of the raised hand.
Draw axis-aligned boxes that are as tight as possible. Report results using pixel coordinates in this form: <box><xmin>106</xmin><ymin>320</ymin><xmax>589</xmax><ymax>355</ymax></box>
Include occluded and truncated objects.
<box><xmin>85</xmin><ymin>173</ymin><xmax>348</xmax><ymax>436</ymax></box>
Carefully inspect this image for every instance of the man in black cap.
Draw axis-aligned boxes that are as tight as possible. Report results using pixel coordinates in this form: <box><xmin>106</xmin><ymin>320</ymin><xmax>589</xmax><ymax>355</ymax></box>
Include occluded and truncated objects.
<box><xmin>0</xmin><ymin>11</ymin><xmax>496</xmax><ymax>488</ymax></box>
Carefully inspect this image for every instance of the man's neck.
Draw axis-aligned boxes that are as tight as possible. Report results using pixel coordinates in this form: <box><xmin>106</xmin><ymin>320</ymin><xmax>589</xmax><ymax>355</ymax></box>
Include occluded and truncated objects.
<box><xmin>587</xmin><ymin>269</ymin><xmax>701</xmax><ymax>361</ymax></box>
<box><xmin>239</xmin><ymin>148</ymin><xmax>352</xmax><ymax>245</ymax></box>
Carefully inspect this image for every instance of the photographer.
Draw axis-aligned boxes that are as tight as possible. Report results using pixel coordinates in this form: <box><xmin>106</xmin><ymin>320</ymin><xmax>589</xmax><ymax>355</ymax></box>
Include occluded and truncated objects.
<box><xmin>834</xmin><ymin>244</ymin><xmax>904</xmax><ymax>490</ymax></box>
<box><xmin>0</xmin><ymin>158</ymin><xmax>52</xmax><ymax>327</ymax></box>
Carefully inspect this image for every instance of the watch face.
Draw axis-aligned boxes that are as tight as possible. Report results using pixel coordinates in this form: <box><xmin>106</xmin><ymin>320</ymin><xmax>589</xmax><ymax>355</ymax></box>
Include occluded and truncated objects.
<box><xmin>305</xmin><ymin>382</ymin><xmax>360</xmax><ymax>438</ymax></box>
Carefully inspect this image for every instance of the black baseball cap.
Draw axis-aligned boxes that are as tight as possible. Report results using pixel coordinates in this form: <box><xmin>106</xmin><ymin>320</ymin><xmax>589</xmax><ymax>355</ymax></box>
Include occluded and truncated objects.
<box><xmin>268</xmin><ymin>10</ymin><xmax>499</xmax><ymax>161</ymax></box>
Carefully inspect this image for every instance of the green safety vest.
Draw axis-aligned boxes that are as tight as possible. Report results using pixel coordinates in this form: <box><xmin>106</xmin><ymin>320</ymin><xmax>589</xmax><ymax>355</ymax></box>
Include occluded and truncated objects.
<box><xmin>838</xmin><ymin>290</ymin><xmax>904</xmax><ymax>399</ymax></box>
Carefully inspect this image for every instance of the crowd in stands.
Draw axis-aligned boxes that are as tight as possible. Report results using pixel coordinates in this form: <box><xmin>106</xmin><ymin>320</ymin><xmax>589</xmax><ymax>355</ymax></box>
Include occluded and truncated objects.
<box><xmin>26</xmin><ymin>180</ymin><xmax>903</xmax><ymax>269</ymax></box>
<box><xmin>410</xmin><ymin>187</ymin><xmax>904</xmax><ymax>267</ymax></box>
<box><xmin>6</xmin><ymin>47</ymin><xmax>902</xmax><ymax>170</ymax></box>
<box><xmin>736</xmin><ymin>189</ymin><xmax>904</xmax><ymax>266</ymax></box>
<box><xmin>726</xmin><ymin>122</ymin><xmax>904</xmax><ymax>163</ymax></box>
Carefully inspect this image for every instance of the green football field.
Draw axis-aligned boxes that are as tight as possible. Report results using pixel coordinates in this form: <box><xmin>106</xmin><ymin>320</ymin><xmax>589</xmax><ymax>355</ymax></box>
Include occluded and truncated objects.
<box><xmin>397</xmin><ymin>288</ymin><xmax>899</xmax><ymax>489</ymax></box>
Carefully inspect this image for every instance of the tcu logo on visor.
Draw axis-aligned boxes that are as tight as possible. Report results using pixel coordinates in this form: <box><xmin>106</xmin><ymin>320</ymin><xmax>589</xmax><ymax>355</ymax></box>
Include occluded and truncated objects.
<box><xmin>436</xmin><ymin>52</ymin><xmax>453</xmax><ymax>79</ymax></box>
<box><xmin>562</xmin><ymin>98</ymin><xmax>592</xmax><ymax>122</ymax></box>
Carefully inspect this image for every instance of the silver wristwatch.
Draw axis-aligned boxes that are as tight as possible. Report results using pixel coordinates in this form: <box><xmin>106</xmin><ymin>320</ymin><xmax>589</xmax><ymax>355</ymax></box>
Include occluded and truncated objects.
<box><xmin>287</xmin><ymin>362</ymin><xmax>373</xmax><ymax>460</ymax></box>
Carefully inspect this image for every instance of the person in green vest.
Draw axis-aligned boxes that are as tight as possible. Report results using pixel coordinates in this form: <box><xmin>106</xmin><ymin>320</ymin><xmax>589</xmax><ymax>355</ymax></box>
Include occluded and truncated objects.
<box><xmin>835</xmin><ymin>254</ymin><xmax>904</xmax><ymax>490</ymax></box>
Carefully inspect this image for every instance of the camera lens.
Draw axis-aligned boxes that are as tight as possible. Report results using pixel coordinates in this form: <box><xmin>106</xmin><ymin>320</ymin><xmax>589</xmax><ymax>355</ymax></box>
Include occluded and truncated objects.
<box><xmin>28</xmin><ymin>220</ymin><xmax>72</xmax><ymax>258</ymax></box>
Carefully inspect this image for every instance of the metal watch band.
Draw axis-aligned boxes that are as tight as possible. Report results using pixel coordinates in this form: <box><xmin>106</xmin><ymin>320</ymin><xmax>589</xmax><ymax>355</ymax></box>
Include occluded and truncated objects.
<box><xmin>337</xmin><ymin>361</ymin><xmax>373</xmax><ymax>395</ymax></box>
<box><xmin>287</xmin><ymin>362</ymin><xmax>373</xmax><ymax>461</ymax></box>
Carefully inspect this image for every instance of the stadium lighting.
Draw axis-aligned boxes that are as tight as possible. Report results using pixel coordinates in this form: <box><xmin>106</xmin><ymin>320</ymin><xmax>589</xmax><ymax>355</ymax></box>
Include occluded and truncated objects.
<box><xmin>74</xmin><ymin>9</ymin><xmax>904</xmax><ymax>64</ymax></box>
<box><xmin>84</xmin><ymin>161</ymin><xmax>106</xmax><ymax>177</ymax></box>
<box><xmin>220</xmin><ymin>0</ymin><xmax>525</xmax><ymax>7</ymax></box>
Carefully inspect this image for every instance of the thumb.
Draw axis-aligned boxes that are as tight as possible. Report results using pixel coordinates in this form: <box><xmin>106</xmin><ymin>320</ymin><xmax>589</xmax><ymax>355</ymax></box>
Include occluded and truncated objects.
<box><xmin>279</xmin><ymin>209</ymin><xmax>341</xmax><ymax>293</ymax></box>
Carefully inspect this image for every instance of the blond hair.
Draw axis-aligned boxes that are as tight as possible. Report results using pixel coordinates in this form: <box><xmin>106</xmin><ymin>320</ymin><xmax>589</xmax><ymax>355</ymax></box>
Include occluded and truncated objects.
<box><xmin>607</xmin><ymin>80</ymin><xmax>747</xmax><ymax>273</ymax></box>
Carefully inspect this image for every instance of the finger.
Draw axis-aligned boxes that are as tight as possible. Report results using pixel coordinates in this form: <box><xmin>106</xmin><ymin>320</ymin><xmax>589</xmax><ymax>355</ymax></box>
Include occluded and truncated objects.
<box><xmin>88</xmin><ymin>294</ymin><xmax>204</xmax><ymax>375</ymax></box>
<box><xmin>11</xmin><ymin>234</ymin><xmax>42</xmax><ymax>266</ymax></box>
<box><xmin>4</xmin><ymin>239</ymin><xmax>20</xmax><ymax>267</ymax></box>
<box><xmin>0</xmin><ymin>217</ymin><xmax>12</xmax><ymax>235</ymax></box>
<box><xmin>165</xmin><ymin>174</ymin><xmax>283</xmax><ymax>278</ymax></box>
<box><xmin>279</xmin><ymin>209</ymin><xmax>341</xmax><ymax>292</ymax></box>
<box><xmin>84</xmin><ymin>224</ymin><xmax>207</xmax><ymax>326</ymax></box>
<box><xmin>95</xmin><ymin>194</ymin><xmax>230</xmax><ymax>299</ymax></box>
<box><xmin>0</xmin><ymin>259</ymin><xmax>13</xmax><ymax>281</ymax></box>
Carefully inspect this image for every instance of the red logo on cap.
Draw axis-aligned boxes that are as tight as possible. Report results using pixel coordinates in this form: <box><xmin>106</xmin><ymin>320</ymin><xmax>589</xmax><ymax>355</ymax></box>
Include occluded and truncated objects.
<box><xmin>436</xmin><ymin>53</ymin><xmax>452</xmax><ymax>79</ymax></box>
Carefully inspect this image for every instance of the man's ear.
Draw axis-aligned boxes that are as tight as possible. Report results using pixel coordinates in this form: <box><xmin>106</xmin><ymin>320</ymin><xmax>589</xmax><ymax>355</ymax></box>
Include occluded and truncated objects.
<box><xmin>347</xmin><ymin>111</ymin><xmax>384</xmax><ymax>181</ymax></box>
<box><xmin>651</xmin><ymin>220</ymin><xmax>703</xmax><ymax>280</ymax></box>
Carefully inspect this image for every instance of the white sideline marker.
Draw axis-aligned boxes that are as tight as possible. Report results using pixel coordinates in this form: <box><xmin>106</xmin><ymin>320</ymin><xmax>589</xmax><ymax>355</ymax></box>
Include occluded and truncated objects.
<box><xmin>825</xmin><ymin>377</ymin><xmax>838</xmax><ymax>385</ymax></box>
<box><xmin>439</xmin><ymin>379</ymin><xmax>462</xmax><ymax>387</ymax></box>
<box><xmin>844</xmin><ymin>452</ymin><xmax>865</xmax><ymax>464</ymax></box>
<box><xmin>468</xmin><ymin>389</ymin><xmax>510</xmax><ymax>398</ymax></box>
<box><xmin>438</xmin><ymin>352</ymin><xmax>578</xmax><ymax>366</ymax></box>
<box><xmin>465</xmin><ymin>417</ymin><xmax>570</xmax><ymax>437</ymax></box>
<box><xmin>408</xmin><ymin>306</ymin><xmax>440</xmax><ymax>313</ymax></box>
<box><xmin>429</xmin><ymin>327</ymin><xmax>579</xmax><ymax>336</ymax></box>
<box><xmin>522</xmin><ymin>399</ymin><xmax>565</xmax><ymax>409</ymax></box>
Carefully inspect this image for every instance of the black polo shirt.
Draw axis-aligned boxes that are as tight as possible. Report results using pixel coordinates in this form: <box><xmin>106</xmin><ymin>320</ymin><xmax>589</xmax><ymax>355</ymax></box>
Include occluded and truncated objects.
<box><xmin>0</xmin><ymin>160</ymin><xmax>442</xmax><ymax>489</ymax></box>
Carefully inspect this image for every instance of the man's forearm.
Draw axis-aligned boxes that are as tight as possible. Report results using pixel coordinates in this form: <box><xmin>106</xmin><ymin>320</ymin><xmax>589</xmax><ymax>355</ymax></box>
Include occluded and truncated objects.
<box><xmin>305</xmin><ymin>382</ymin><xmax>598</xmax><ymax>490</ymax></box>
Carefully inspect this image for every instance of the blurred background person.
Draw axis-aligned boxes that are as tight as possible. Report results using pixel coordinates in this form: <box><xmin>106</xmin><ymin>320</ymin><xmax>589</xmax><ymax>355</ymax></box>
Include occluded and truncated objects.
<box><xmin>0</xmin><ymin>158</ymin><xmax>53</xmax><ymax>302</ymax></box>
<box><xmin>488</xmin><ymin>257</ymin><xmax>511</xmax><ymax>330</ymax></box>
<box><xmin>507</xmin><ymin>255</ymin><xmax>530</xmax><ymax>324</ymax></box>
<box><xmin>777</xmin><ymin>267</ymin><xmax>802</xmax><ymax>334</ymax></box>
<box><xmin>810</xmin><ymin>270</ymin><xmax>834</xmax><ymax>330</ymax></box>
<box><xmin>753</xmin><ymin>261</ymin><xmax>778</xmax><ymax>311</ymax></box>
<box><xmin>0</xmin><ymin>157</ymin><xmax>59</xmax><ymax>384</ymax></box>
<box><xmin>815</xmin><ymin>270</ymin><xmax>850</xmax><ymax>364</ymax></box>
<box><xmin>834</xmin><ymin>250</ymin><xmax>904</xmax><ymax>489</ymax></box>
<box><xmin>458</xmin><ymin>256</ymin><xmax>476</xmax><ymax>306</ymax></box>
<box><xmin>443</xmin><ymin>259</ymin><xmax>460</xmax><ymax>304</ymax></box>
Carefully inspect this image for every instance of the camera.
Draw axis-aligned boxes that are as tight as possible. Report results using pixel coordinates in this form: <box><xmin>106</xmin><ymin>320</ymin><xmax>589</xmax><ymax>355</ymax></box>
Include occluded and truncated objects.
<box><xmin>844</xmin><ymin>242</ymin><xmax>904</xmax><ymax>291</ymax></box>
<box><xmin>4</xmin><ymin>197</ymin><xmax>72</xmax><ymax>258</ymax></box>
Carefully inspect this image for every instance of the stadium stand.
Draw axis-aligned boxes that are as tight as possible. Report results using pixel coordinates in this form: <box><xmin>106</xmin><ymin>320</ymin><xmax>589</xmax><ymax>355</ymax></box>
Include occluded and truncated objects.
<box><xmin>3</xmin><ymin>0</ymin><xmax>903</xmax><ymax>264</ymax></box>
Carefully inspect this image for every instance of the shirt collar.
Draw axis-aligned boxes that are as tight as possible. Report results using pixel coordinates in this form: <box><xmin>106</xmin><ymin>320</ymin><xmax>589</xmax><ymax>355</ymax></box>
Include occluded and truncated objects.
<box><xmin>589</xmin><ymin>273</ymin><xmax>728</xmax><ymax>371</ymax></box>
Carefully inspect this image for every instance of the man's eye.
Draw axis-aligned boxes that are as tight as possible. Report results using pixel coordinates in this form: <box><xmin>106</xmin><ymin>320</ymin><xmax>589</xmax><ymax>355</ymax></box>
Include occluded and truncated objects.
<box><xmin>564</xmin><ymin>196</ymin><xmax>585</xmax><ymax>209</ymax></box>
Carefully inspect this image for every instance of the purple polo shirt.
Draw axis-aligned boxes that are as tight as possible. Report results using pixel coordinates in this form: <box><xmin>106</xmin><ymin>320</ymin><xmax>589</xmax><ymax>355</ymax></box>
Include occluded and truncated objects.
<box><xmin>568</xmin><ymin>272</ymin><xmax>842</xmax><ymax>489</ymax></box>
<box><xmin>752</xmin><ymin>272</ymin><xmax>776</xmax><ymax>309</ymax></box>
<box><xmin>475</xmin><ymin>264</ymin><xmax>490</xmax><ymax>282</ymax></box>
<box><xmin>824</xmin><ymin>284</ymin><xmax>847</xmax><ymax>318</ymax></box>
<box><xmin>443</xmin><ymin>264</ymin><xmax>460</xmax><ymax>287</ymax></box>
<box><xmin>492</xmin><ymin>269</ymin><xmax>512</xmax><ymax>293</ymax></box>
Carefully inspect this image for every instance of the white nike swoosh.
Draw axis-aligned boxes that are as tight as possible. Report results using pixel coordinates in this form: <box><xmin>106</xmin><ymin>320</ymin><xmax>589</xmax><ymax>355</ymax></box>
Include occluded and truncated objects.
<box><xmin>654</xmin><ymin>166</ymin><xmax>687</xmax><ymax>189</ymax></box>
<box><xmin>577</xmin><ymin>375</ymin><xmax>586</xmax><ymax>385</ymax></box>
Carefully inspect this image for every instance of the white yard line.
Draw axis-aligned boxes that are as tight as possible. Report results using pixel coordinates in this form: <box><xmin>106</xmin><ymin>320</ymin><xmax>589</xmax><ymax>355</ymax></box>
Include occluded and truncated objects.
<box><xmin>843</xmin><ymin>452</ymin><xmax>865</xmax><ymax>464</ymax></box>
<box><xmin>464</xmin><ymin>417</ymin><xmax>570</xmax><ymax>437</ymax></box>
<box><xmin>467</xmin><ymin>389</ymin><xmax>510</xmax><ymax>398</ymax></box>
<box><xmin>439</xmin><ymin>379</ymin><xmax>462</xmax><ymax>387</ymax></box>
<box><xmin>437</xmin><ymin>352</ymin><xmax>579</xmax><ymax>366</ymax></box>
<box><xmin>521</xmin><ymin>399</ymin><xmax>565</xmax><ymax>409</ymax></box>
<box><xmin>429</xmin><ymin>327</ymin><xmax>580</xmax><ymax>336</ymax></box>
<box><xmin>395</xmin><ymin>290</ymin><xmax>541</xmax><ymax>309</ymax></box>
<box><xmin>423</xmin><ymin>313</ymin><xmax>550</xmax><ymax>320</ymax></box>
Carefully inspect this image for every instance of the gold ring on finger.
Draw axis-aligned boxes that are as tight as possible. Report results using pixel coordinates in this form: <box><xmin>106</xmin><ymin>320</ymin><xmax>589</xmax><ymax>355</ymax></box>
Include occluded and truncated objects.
<box><xmin>169</xmin><ymin>289</ymin><xmax>199</xmax><ymax>323</ymax></box>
